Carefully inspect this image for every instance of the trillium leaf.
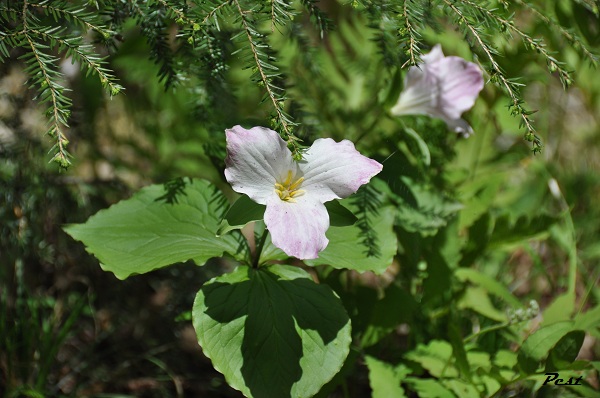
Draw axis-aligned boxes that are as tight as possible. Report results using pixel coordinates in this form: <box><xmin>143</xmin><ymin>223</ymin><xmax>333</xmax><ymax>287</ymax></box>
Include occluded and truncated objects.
<box><xmin>217</xmin><ymin>194</ymin><xmax>266</xmax><ymax>236</ymax></box>
<box><xmin>305</xmin><ymin>205</ymin><xmax>397</xmax><ymax>274</ymax></box>
<box><xmin>193</xmin><ymin>264</ymin><xmax>351</xmax><ymax>398</ymax></box>
<box><xmin>325</xmin><ymin>200</ymin><xmax>358</xmax><ymax>227</ymax></box>
<box><xmin>64</xmin><ymin>179</ymin><xmax>244</xmax><ymax>279</ymax></box>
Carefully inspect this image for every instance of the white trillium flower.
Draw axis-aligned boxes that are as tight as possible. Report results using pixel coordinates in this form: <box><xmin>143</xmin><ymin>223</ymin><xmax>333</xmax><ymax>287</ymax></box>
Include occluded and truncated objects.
<box><xmin>224</xmin><ymin>125</ymin><xmax>383</xmax><ymax>260</ymax></box>
<box><xmin>391</xmin><ymin>44</ymin><xmax>484</xmax><ymax>136</ymax></box>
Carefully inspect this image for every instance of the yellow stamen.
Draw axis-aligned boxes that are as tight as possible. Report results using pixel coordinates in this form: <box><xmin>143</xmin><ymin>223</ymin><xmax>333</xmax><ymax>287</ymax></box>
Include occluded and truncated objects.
<box><xmin>274</xmin><ymin>170</ymin><xmax>305</xmax><ymax>202</ymax></box>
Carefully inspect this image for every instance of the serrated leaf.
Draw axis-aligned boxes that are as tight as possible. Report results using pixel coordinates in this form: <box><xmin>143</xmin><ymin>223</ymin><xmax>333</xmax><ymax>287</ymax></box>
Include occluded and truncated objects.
<box><xmin>64</xmin><ymin>179</ymin><xmax>243</xmax><ymax>279</ymax></box>
<box><xmin>305</xmin><ymin>205</ymin><xmax>397</xmax><ymax>273</ymax></box>
<box><xmin>405</xmin><ymin>340</ymin><xmax>458</xmax><ymax>378</ymax></box>
<box><xmin>365</xmin><ymin>356</ymin><xmax>410</xmax><ymax>398</ymax></box>
<box><xmin>193</xmin><ymin>264</ymin><xmax>351</xmax><ymax>398</ymax></box>
<box><xmin>217</xmin><ymin>194</ymin><xmax>266</xmax><ymax>236</ymax></box>
<box><xmin>404</xmin><ymin>378</ymin><xmax>456</xmax><ymax>398</ymax></box>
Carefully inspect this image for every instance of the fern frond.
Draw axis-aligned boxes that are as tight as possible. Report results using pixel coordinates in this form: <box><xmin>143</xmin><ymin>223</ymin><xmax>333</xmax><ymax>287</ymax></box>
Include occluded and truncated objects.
<box><xmin>351</xmin><ymin>184</ymin><xmax>382</xmax><ymax>258</ymax></box>
<box><xmin>441</xmin><ymin>0</ymin><xmax>542</xmax><ymax>153</ymax></box>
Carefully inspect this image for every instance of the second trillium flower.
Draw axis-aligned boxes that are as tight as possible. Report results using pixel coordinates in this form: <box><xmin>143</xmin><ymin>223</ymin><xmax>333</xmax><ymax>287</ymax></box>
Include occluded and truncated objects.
<box><xmin>224</xmin><ymin>125</ymin><xmax>383</xmax><ymax>260</ymax></box>
<box><xmin>391</xmin><ymin>44</ymin><xmax>484</xmax><ymax>136</ymax></box>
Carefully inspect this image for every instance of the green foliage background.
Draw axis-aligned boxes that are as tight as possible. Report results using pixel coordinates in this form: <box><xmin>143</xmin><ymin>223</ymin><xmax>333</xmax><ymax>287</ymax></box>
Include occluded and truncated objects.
<box><xmin>1</xmin><ymin>0</ymin><xmax>600</xmax><ymax>397</ymax></box>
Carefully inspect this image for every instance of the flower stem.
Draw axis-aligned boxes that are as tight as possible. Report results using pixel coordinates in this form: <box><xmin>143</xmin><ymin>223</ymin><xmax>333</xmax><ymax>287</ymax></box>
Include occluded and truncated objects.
<box><xmin>253</xmin><ymin>226</ymin><xmax>269</xmax><ymax>269</ymax></box>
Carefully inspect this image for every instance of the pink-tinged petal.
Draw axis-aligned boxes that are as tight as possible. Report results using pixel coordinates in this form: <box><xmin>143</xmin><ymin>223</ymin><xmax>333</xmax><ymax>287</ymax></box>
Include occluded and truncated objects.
<box><xmin>224</xmin><ymin>125</ymin><xmax>297</xmax><ymax>204</ymax></box>
<box><xmin>421</xmin><ymin>43</ymin><xmax>444</xmax><ymax>64</ymax></box>
<box><xmin>391</xmin><ymin>45</ymin><xmax>484</xmax><ymax>135</ymax></box>
<box><xmin>264</xmin><ymin>195</ymin><xmax>329</xmax><ymax>259</ymax></box>
<box><xmin>432</xmin><ymin>56</ymin><xmax>484</xmax><ymax>120</ymax></box>
<box><xmin>390</xmin><ymin>66</ymin><xmax>438</xmax><ymax>116</ymax></box>
<box><xmin>300</xmin><ymin>138</ymin><xmax>383</xmax><ymax>203</ymax></box>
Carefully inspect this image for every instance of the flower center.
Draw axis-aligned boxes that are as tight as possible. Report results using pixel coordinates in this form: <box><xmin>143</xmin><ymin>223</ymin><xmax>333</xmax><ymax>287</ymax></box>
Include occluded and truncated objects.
<box><xmin>274</xmin><ymin>170</ymin><xmax>305</xmax><ymax>202</ymax></box>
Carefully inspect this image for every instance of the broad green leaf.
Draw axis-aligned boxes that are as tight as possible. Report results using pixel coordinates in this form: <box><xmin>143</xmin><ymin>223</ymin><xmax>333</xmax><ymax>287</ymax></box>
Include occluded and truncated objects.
<box><xmin>305</xmin><ymin>205</ymin><xmax>397</xmax><ymax>273</ymax></box>
<box><xmin>547</xmin><ymin>331</ymin><xmax>585</xmax><ymax>371</ymax></box>
<box><xmin>64</xmin><ymin>179</ymin><xmax>243</xmax><ymax>279</ymax></box>
<box><xmin>455</xmin><ymin>268</ymin><xmax>523</xmax><ymax>309</ymax></box>
<box><xmin>193</xmin><ymin>264</ymin><xmax>351</xmax><ymax>398</ymax></box>
<box><xmin>217</xmin><ymin>195</ymin><xmax>265</xmax><ymax>236</ymax></box>
<box><xmin>325</xmin><ymin>200</ymin><xmax>358</xmax><ymax>227</ymax></box>
<box><xmin>458</xmin><ymin>286</ymin><xmax>507</xmax><ymax>322</ymax></box>
<box><xmin>574</xmin><ymin>304</ymin><xmax>600</xmax><ymax>331</ymax></box>
<box><xmin>542</xmin><ymin>293</ymin><xmax>575</xmax><ymax>326</ymax></box>
<box><xmin>518</xmin><ymin>321</ymin><xmax>577</xmax><ymax>373</ymax></box>
<box><xmin>365</xmin><ymin>356</ymin><xmax>410</xmax><ymax>398</ymax></box>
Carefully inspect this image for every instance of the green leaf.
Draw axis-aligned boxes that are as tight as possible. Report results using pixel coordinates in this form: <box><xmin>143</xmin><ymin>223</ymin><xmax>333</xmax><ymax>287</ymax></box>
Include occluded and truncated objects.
<box><xmin>458</xmin><ymin>286</ymin><xmax>507</xmax><ymax>322</ymax></box>
<box><xmin>518</xmin><ymin>321</ymin><xmax>577</xmax><ymax>374</ymax></box>
<box><xmin>405</xmin><ymin>340</ymin><xmax>458</xmax><ymax>378</ymax></box>
<box><xmin>443</xmin><ymin>379</ymin><xmax>480</xmax><ymax>398</ymax></box>
<box><xmin>365</xmin><ymin>356</ymin><xmax>410</xmax><ymax>398</ymax></box>
<box><xmin>574</xmin><ymin>304</ymin><xmax>600</xmax><ymax>331</ymax></box>
<box><xmin>193</xmin><ymin>264</ymin><xmax>351</xmax><ymax>398</ymax></box>
<box><xmin>455</xmin><ymin>268</ymin><xmax>523</xmax><ymax>309</ymax></box>
<box><xmin>395</xmin><ymin>177</ymin><xmax>463</xmax><ymax>237</ymax></box>
<box><xmin>403</xmin><ymin>127</ymin><xmax>431</xmax><ymax>166</ymax></box>
<box><xmin>404</xmin><ymin>378</ymin><xmax>456</xmax><ymax>398</ymax></box>
<box><xmin>325</xmin><ymin>200</ymin><xmax>358</xmax><ymax>227</ymax></box>
<box><xmin>217</xmin><ymin>194</ymin><xmax>266</xmax><ymax>236</ymax></box>
<box><xmin>305</xmin><ymin>205</ymin><xmax>397</xmax><ymax>273</ymax></box>
<box><xmin>489</xmin><ymin>214</ymin><xmax>557</xmax><ymax>248</ymax></box>
<box><xmin>547</xmin><ymin>330</ymin><xmax>585</xmax><ymax>371</ymax></box>
<box><xmin>64</xmin><ymin>179</ymin><xmax>243</xmax><ymax>279</ymax></box>
<box><xmin>542</xmin><ymin>292</ymin><xmax>575</xmax><ymax>326</ymax></box>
